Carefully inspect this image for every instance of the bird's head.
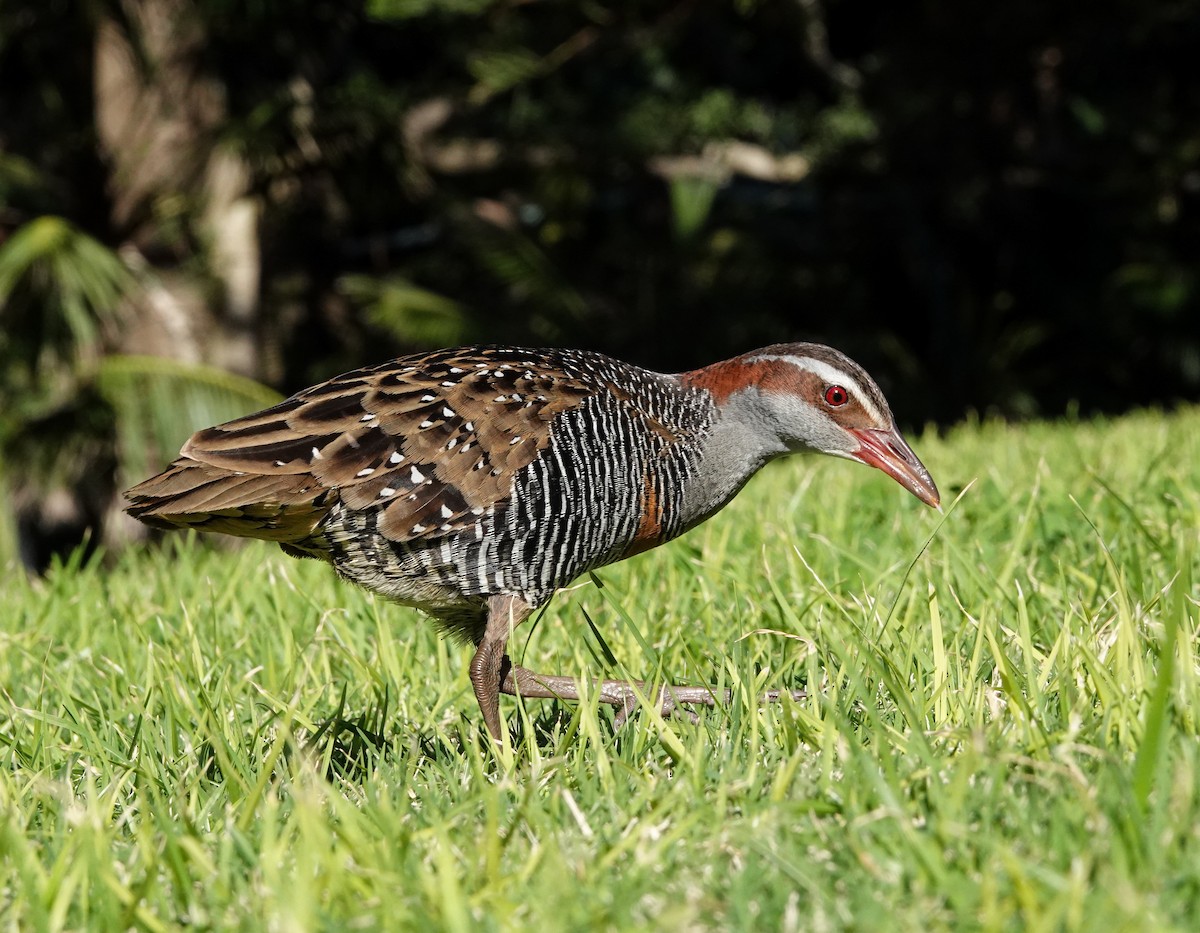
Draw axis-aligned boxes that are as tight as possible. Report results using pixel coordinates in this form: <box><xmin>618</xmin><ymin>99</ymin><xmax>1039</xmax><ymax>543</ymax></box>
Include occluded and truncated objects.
<box><xmin>684</xmin><ymin>343</ymin><xmax>940</xmax><ymax>508</ymax></box>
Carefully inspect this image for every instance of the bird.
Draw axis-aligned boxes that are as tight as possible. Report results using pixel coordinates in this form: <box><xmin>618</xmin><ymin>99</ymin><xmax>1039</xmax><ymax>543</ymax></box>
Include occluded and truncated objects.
<box><xmin>125</xmin><ymin>343</ymin><xmax>939</xmax><ymax>740</ymax></box>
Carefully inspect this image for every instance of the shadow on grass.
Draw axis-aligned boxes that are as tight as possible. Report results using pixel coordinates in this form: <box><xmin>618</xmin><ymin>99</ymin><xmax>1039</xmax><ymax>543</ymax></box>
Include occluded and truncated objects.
<box><xmin>194</xmin><ymin>688</ymin><xmax>724</xmax><ymax>788</ymax></box>
<box><xmin>304</xmin><ymin>694</ymin><xmax>586</xmax><ymax>778</ymax></box>
<box><xmin>306</xmin><ymin>685</ymin><xmax>392</xmax><ymax>781</ymax></box>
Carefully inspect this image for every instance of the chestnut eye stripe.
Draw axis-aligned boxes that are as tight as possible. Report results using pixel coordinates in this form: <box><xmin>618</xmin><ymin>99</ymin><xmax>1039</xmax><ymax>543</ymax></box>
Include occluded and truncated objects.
<box><xmin>753</xmin><ymin>353</ymin><xmax>886</xmax><ymax>425</ymax></box>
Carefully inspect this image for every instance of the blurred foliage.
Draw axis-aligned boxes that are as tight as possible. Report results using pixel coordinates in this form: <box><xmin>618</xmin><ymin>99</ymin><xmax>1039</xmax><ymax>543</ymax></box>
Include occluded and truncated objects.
<box><xmin>337</xmin><ymin>273</ymin><xmax>466</xmax><ymax>347</ymax></box>
<box><xmin>95</xmin><ymin>355</ymin><xmax>283</xmax><ymax>492</ymax></box>
<box><xmin>0</xmin><ymin>216</ymin><xmax>129</xmax><ymax>379</ymax></box>
<box><xmin>0</xmin><ymin>217</ymin><xmax>131</xmax><ymax>557</ymax></box>
<box><xmin>1</xmin><ymin>0</ymin><xmax>1198</xmax><ymax>563</ymax></box>
<box><xmin>0</xmin><ymin>217</ymin><xmax>281</xmax><ymax>569</ymax></box>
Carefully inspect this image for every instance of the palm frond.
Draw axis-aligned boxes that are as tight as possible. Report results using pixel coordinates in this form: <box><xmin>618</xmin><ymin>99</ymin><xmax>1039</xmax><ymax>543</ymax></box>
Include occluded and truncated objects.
<box><xmin>96</xmin><ymin>354</ymin><xmax>283</xmax><ymax>486</ymax></box>
<box><xmin>338</xmin><ymin>274</ymin><xmax>466</xmax><ymax>347</ymax></box>
<box><xmin>0</xmin><ymin>216</ymin><xmax>133</xmax><ymax>374</ymax></box>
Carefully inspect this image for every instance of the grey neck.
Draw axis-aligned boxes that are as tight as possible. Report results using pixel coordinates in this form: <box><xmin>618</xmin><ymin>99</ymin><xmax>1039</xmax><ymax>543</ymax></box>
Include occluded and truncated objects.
<box><xmin>678</xmin><ymin>389</ymin><xmax>791</xmax><ymax>533</ymax></box>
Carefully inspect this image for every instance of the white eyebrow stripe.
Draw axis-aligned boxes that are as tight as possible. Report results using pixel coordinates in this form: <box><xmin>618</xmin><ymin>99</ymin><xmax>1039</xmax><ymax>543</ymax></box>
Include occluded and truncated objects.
<box><xmin>753</xmin><ymin>354</ymin><xmax>885</xmax><ymax>424</ymax></box>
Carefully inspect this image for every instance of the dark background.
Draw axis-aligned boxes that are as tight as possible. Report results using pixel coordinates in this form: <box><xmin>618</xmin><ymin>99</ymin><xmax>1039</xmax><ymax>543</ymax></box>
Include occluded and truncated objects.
<box><xmin>2</xmin><ymin>0</ymin><xmax>1198</xmax><ymax>566</ymax></box>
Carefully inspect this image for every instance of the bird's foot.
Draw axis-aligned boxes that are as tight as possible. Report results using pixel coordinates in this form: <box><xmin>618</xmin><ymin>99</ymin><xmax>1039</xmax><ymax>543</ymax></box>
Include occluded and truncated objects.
<box><xmin>498</xmin><ymin>662</ymin><xmax>805</xmax><ymax>730</ymax></box>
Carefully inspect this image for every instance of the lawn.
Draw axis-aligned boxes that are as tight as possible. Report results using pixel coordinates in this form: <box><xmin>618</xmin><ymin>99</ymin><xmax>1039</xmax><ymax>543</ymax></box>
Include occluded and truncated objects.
<box><xmin>2</xmin><ymin>408</ymin><xmax>1198</xmax><ymax>931</ymax></box>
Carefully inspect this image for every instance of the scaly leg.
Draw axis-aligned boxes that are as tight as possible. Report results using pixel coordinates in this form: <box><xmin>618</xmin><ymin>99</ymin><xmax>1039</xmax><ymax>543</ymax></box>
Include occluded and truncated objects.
<box><xmin>497</xmin><ymin>660</ymin><xmax>806</xmax><ymax>728</ymax></box>
<box><xmin>468</xmin><ymin>594</ymin><xmax>533</xmax><ymax>740</ymax></box>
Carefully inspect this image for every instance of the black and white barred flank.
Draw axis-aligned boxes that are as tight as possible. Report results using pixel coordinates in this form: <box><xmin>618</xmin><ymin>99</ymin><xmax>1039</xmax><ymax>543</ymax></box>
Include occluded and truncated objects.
<box><xmin>316</xmin><ymin>369</ymin><xmax>715</xmax><ymax>641</ymax></box>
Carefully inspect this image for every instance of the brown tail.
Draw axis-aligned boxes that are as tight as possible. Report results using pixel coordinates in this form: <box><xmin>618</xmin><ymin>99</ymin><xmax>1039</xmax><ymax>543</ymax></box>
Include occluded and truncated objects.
<box><xmin>124</xmin><ymin>458</ymin><xmax>334</xmax><ymax>543</ymax></box>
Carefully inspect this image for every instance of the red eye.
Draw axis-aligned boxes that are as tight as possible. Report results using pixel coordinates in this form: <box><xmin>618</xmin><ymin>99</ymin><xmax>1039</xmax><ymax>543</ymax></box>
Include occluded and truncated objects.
<box><xmin>824</xmin><ymin>385</ymin><xmax>849</xmax><ymax>407</ymax></box>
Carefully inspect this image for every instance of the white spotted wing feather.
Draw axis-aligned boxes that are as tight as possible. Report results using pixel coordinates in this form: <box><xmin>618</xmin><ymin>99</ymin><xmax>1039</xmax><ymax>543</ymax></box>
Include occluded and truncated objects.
<box><xmin>125</xmin><ymin>348</ymin><xmax>591</xmax><ymax>544</ymax></box>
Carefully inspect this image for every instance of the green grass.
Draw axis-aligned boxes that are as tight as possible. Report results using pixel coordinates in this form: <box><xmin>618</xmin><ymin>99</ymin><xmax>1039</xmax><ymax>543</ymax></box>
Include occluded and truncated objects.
<box><xmin>3</xmin><ymin>408</ymin><xmax>1200</xmax><ymax>931</ymax></box>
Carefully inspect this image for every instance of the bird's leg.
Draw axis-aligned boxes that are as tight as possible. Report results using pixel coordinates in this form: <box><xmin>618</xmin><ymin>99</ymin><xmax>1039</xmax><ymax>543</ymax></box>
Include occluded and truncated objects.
<box><xmin>468</xmin><ymin>595</ymin><xmax>533</xmax><ymax>741</ymax></box>
<box><xmin>472</xmin><ymin>597</ymin><xmax>804</xmax><ymax>736</ymax></box>
<box><xmin>497</xmin><ymin>663</ymin><xmax>806</xmax><ymax>728</ymax></box>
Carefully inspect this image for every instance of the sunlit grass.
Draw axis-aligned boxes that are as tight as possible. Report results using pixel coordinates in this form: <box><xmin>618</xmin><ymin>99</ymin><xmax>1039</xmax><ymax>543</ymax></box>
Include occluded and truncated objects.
<box><xmin>3</xmin><ymin>408</ymin><xmax>1199</xmax><ymax>930</ymax></box>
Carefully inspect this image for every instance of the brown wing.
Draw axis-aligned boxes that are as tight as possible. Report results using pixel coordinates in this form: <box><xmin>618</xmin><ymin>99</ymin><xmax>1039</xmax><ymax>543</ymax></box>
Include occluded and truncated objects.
<box><xmin>124</xmin><ymin>348</ymin><xmax>593</xmax><ymax>544</ymax></box>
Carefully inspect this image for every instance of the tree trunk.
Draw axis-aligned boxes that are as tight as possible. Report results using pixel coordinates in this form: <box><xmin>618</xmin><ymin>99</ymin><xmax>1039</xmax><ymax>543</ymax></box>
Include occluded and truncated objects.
<box><xmin>93</xmin><ymin>0</ymin><xmax>262</xmax><ymax>378</ymax></box>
